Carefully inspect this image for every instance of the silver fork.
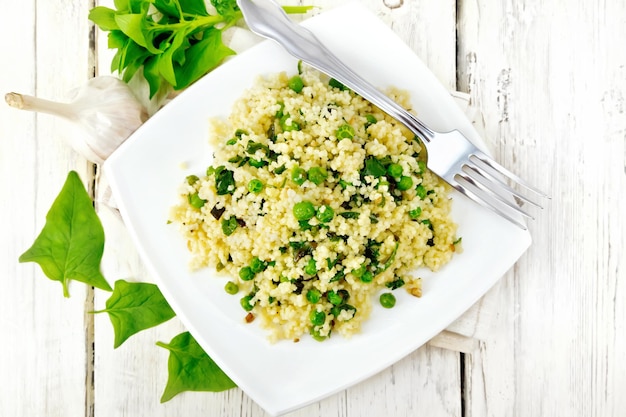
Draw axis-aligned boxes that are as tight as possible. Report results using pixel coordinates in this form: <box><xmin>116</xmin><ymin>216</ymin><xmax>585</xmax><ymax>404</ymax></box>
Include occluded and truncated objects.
<box><xmin>236</xmin><ymin>0</ymin><xmax>548</xmax><ymax>229</ymax></box>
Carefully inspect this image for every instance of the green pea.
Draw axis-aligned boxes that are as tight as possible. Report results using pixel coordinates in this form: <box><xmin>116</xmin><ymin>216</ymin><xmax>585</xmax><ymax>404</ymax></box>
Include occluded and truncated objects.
<box><xmin>221</xmin><ymin>216</ymin><xmax>238</xmax><ymax>236</ymax></box>
<box><xmin>288</xmin><ymin>75</ymin><xmax>304</xmax><ymax>93</ymax></box>
<box><xmin>250</xmin><ymin>257</ymin><xmax>267</xmax><ymax>273</ymax></box>
<box><xmin>409</xmin><ymin>207</ymin><xmax>422</xmax><ymax>220</ymax></box>
<box><xmin>310</xmin><ymin>326</ymin><xmax>327</xmax><ymax>342</ymax></box>
<box><xmin>308</xmin><ymin>166</ymin><xmax>328</xmax><ymax>185</ymax></box>
<box><xmin>409</xmin><ymin>207</ymin><xmax>422</xmax><ymax>219</ymax></box>
<box><xmin>397</xmin><ymin>176</ymin><xmax>414</xmax><ymax>191</ymax></box>
<box><xmin>327</xmin><ymin>290</ymin><xmax>344</xmax><ymax>306</ymax></box>
<box><xmin>240</xmin><ymin>295</ymin><xmax>254</xmax><ymax>311</ymax></box>
<box><xmin>335</xmin><ymin>123</ymin><xmax>355</xmax><ymax>140</ymax></box>
<box><xmin>306</xmin><ymin>289</ymin><xmax>321</xmax><ymax>304</ymax></box>
<box><xmin>351</xmin><ymin>264</ymin><xmax>367</xmax><ymax>278</ymax></box>
<box><xmin>416</xmin><ymin>184</ymin><xmax>428</xmax><ymax>199</ymax></box>
<box><xmin>224</xmin><ymin>281</ymin><xmax>239</xmax><ymax>295</ymax></box>
<box><xmin>387</xmin><ymin>163</ymin><xmax>403</xmax><ymax>179</ymax></box>
<box><xmin>315</xmin><ymin>205</ymin><xmax>334</xmax><ymax>223</ymax></box>
<box><xmin>360</xmin><ymin>270</ymin><xmax>373</xmax><ymax>283</ymax></box>
<box><xmin>417</xmin><ymin>160</ymin><xmax>427</xmax><ymax>174</ymax></box>
<box><xmin>291</xmin><ymin>166</ymin><xmax>307</xmax><ymax>185</ymax></box>
<box><xmin>239</xmin><ymin>266</ymin><xmax>254</xmax><ymax>281</ymax></box>
<box><xmin>379</xmin><ymin>292</ymin><xmax>396</xmax><ymax>308</ymax></box>
<box><xmin>309</xmin><ymin>310</ymin><xmax>326</xmax><ymax>326</ymax></box>
<box><xmin>248</xmin><ymin>179</ymin><xmax>264</xmax><ymax>194</ymax></box>
<box><xmin>188</xmin><ymin>192</ymin><xmax>206</xmax><ymax>209</ymax></box>
<box><xmin>248</xmin><ymin>158</ymin><xmax>268</xmax><ymax>168</ymax></box>
<box><xmin>293</xmin><ymin>201</ymin><xmax>316</xmax><ymax>221</ymax></box>
<box><xmin>304</xmin><ymin>258</ymin><xmax>317</xmax><ymax>275</ymax></box>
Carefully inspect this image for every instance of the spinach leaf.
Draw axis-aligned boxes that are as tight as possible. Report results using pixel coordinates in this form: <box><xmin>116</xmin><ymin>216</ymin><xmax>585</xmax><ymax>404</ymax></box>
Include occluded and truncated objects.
<box><xmin>215</xmin><ymin>167</ymin><xmax>236</xmax><ymax>195</ymax></box>
<box><xmin>94</xmin><ymin>280</ymin><xmax>176</xmax><ymax>348</ymax></box>
<box><xmin>361</xmin><ymin>156</ymin><xmax>387</xmax><ymax>178</ymax></box>
<box><xmin>157</xmin><ymin>332</ymin><xmax>236</xmax><ymax>402</ymax></box>
<box><xmin>89</xmin><ymin>0</ymin><xmax>312</xmax><ymax>99</ymax></box>
<box><xmin>173</xmin><ymin>28</ymin><xmax>235</xmax><ymax>89</ymax></box>
<box><xmin>19</xmin><ymin>171</ymin><xmax>112</xmax><ymax>297</ymax></box>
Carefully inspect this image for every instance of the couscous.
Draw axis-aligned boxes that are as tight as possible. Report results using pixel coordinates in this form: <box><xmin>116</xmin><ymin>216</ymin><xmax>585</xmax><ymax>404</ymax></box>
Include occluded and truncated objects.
<box><xmin>170</xmin><ymin>66</ymin><xmax>459</xmax><ymax>342</ymax></box>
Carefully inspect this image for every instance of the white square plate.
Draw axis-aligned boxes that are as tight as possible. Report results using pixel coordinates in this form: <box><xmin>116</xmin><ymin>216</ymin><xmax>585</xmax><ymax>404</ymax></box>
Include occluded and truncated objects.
<box><xmin>105</xmin><ymin>3</ymin><xmax>531</xmax><ymax>415</ymax></box>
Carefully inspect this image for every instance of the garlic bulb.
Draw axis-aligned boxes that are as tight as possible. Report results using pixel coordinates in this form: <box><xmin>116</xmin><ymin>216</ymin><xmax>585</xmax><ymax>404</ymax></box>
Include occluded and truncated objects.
<box><xmin>5</xmin><ymin>76</ymin><xmax>148</xmax><ymax>164</ymax></box>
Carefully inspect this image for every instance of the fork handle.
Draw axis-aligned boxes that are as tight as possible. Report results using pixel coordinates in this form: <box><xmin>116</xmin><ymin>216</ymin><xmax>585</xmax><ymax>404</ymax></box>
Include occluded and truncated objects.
<box><xmin>248</xmin><ymin>0</ymin><xmax>436</xmax><ymax>142</ymax></box>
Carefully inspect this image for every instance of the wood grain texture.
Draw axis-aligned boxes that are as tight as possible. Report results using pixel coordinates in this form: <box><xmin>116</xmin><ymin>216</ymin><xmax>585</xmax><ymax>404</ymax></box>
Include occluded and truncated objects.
<box><xmin>457</xmin><ymin>0</ymin><xmax>626</xmax><ymax>416</ymax></box>
<box><xmin>5</xmin><ymin>0</ymin><xmax>625</xmax><ymax>416</ymax></box>
<box><xmin>0</xmin><ymin>1</ymin><xmax>95</xmax><ymax>416</ymax></box>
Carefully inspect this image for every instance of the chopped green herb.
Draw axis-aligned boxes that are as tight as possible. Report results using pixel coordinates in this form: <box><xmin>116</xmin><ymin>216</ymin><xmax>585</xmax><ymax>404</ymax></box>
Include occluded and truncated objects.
<box><xmin>329</xmin><ymin>78</ymin><xmax>348</xmax><ymax>90</ymax></box>
<box><xmin>215</xmin><ymin>168</ymin><xmax>236</xmax><ymax>195</ymax></box>
<box><xmin>385</xmin><ymin>277</ymin><xmax>405</xmax><ymax>290</ymax></box>
<box><xmin>221</xmin><ymin>216</ymin><xmax>238</xmax><ymax>236</ymax></box>
<box><xmin>362</xmin><ymin>156</ymin><xmax>387</xmax><ymax>178</ymax></box>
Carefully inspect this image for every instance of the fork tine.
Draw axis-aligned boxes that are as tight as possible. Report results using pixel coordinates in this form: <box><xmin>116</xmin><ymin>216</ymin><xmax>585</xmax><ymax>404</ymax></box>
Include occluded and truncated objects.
<box><xmin>461</xmin><ymin>165</ymin><xmax>534</xmax><ymax>218</ymax></box>
<box><xmin>471</xmin><ymin>151</ymin><xmax>549</xmax><ymax>198</ymax></box>
<box><xmin>464</xmin><ymin>160</ymin><xmax>543</xmax><ymax>210</ymax></box>
<box><xmin>453</xmin><ymin>175</ymin><xmax>528</xmax><ymax>230</ymax></box>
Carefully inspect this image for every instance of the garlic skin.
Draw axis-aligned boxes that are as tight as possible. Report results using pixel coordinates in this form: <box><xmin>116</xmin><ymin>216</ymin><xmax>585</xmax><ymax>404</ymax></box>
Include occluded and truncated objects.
<box><xmin>5</xmin><ymin>76</ymin><xmax>148</xmax><ymax>164</ymax></box>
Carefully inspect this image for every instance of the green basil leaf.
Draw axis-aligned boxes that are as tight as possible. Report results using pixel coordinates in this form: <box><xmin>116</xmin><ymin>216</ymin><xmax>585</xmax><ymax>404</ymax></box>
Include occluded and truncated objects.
<box><xmin>182</xmin><ymin>0</ymin><xmax>209</xmax><ymax>15</ymax></box>
<box><xmin>157</xmin><ymin>332</ymin><xmax>236</xmax><ymax>402</ymax></box>
<box><xmin>115</xmin><ymin>13</ymin><xmax>160</xmax><ymax>54</ymax></box>
<box><xmin>154</xmin><ymin>0</ymin><xmax>181</xmax><ymax>18</ymax></box>
<box><xmin>157</xmin><ymin>29</ymin><xmax>189</xmax><ymax>87</ymax></box>
<box><xmin>115</xmin><ymin>0</ymin><xmax>147</xmax><ymax>14</ymax></box>
<box><xmin>210</xmin><ymin>0</ymin><xmax>239</xmax><ymax>17</ymax></box>
<box><xmin>143</xmin><ymin>56</ymin><xmax>163</xmax><ymax>98</ymax></box>
<box><xmin>19</xmin><ymin>171</ymin><xmax>112</xmax><ymax>297</ymax></box>
<box><xmin>107</xmin><ymin>30</ymin><xmax>128</xmax><ymax>49</ymax></box>
<box><xmin>88</xmin><ymin>6</ymin><xmax>119</xmax><ymax>31</ymax></box>
<box><xmin>174</xmin><ymin>28</ymin><xmax>235</xmax><ymax>90</ymax></box>
<box><xmin>94</xmin><ymin>280</ymin><xmax>176</xmax><ymax>348</ymax></box>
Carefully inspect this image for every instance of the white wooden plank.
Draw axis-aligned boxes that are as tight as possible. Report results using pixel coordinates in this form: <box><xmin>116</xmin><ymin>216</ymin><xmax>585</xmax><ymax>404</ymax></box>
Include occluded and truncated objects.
<box><xmin>0</xmin><ymin>0</ymin><xmax>96</xmax><ymax>416</ymax></box>
<box><xmin>91</xmin><ymin>0</ymin><xmax>461</xmax><ymax>416</ymax></box>
<box><xmin>457</xmin><ymin>0</ymin><xmax>626</xmax><ymax>416</ymax></box>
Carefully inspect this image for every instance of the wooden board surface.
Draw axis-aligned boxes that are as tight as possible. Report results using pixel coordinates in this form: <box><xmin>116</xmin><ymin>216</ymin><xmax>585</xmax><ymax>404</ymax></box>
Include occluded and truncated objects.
<box><xmin>0</xmin><ymin>0</ymin><xmax>624</xmax><ymax>416</ymax></box>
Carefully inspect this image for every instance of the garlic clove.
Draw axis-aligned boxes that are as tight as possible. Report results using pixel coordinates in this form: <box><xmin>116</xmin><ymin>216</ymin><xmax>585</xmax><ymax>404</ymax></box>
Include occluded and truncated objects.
<box><xmin>5</xmin><ymin>76</ymin><xmax>149</xmax><ymax>164</ymax></box>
